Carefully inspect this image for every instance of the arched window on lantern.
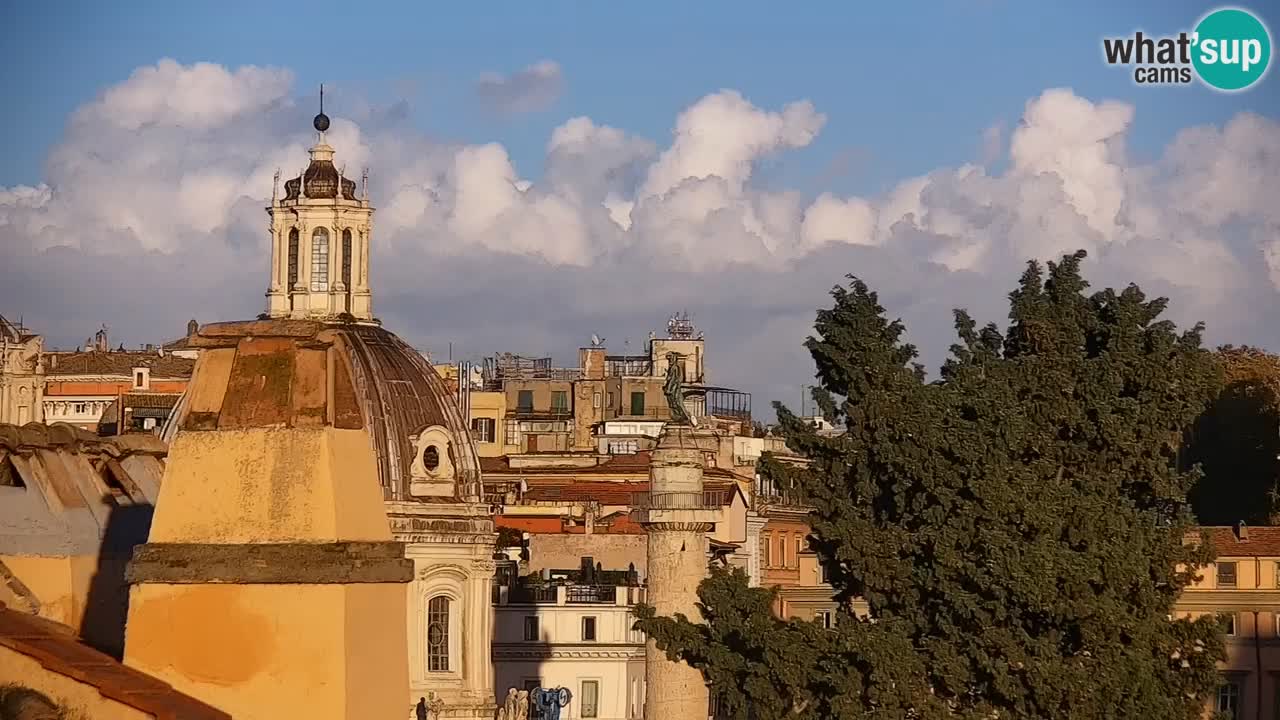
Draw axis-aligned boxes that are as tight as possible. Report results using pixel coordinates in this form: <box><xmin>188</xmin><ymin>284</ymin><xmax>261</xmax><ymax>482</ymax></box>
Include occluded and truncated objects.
<box><xmin>426</xmin><ymin>595</ymin><xmax>451</xmax><ymax>672</ymax></box>
<box><xmin>287</xmin><ymin>228</ymin><xmax>299</xmax><ymax>288</ymax></box>
<box><xmin>310</xmin><ymin>227</ymin><xmax>330</xmax><ymax>292</ymax></box>
<box><xmin>342</xmin><ymin>228</ymin><xmax>353</xmax><ymax>311</ymax></box>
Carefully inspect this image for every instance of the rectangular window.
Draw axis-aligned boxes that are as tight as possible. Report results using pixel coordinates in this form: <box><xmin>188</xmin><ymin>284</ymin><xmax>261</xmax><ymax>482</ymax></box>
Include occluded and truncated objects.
<box><xmin>523</xmin><ymin>616</ymin><xmax>539</xmax><ymax>641</ymax></box>
<box><xmin>1223</xmin><ymin>613</ymin><xmax>1236</xmax><ymax>636</ymax></box>
<box><xmin>816</xmin><ymin>610</ymin><xmax>834</xmax><ymax>629</ymax></box>
<box><xmin>551</xmin><ymin>390</ymin><xmax>569</xmax><ymax>413</ymax></box>
<box><xmin>471</xmin><ymin>417</ymin><xmax>495</xmax><ymax>443</ymax></box>
<box><xmin>630</xmin><ymin>391</ymin><xmax>645</xmax><ymax>416</ymax></box>
<box><xmin>1217</xmin><ymin>561</ymin><xmax>1238</xmax><ymax>588</ymax></box>
<box><xmin>1217</xmin><ymin>681</ymin><xmax>1240</xmax><ymax>719</ymax></box>
<box><xmin>134</xmin><ymin>371</ymin><xmax>145</xmax><ymax>388</ymax></box>
<box><xmin>607</xmin><ymin>391</ymin><xmax>614</xmax><ymax>408</ymax></box>
<box><xmin>582</xmin><ymin>616</ymin><xmax>597</xmax><ymax>641</ymax></box>
<box><xmin>517</xmin><ymin>390</ymin><xmax>534</xmax><ymax>413</ymax></box>
<box><xmin>505</xmin><ymin>419</ymin><xmax>520</xmax><ymax>446</ymax></box>
<box><xmin>762</xmin><ymin>532</ymin><xmax>771</xmax><ymax>567</ymax></box>
<box><xmin>580</xmin><ymin>680</ymin><xmax>599</xmax><ymax>718</ymax></box>
<box><xmin>821</xmin><ymin>562</ymin><xmax>831</xmax><ymax>584</ymax></box>
<box><xmin>593</xmin><ymin>391</ymin><xmax>602</xmax><ymax>408</ymax></box>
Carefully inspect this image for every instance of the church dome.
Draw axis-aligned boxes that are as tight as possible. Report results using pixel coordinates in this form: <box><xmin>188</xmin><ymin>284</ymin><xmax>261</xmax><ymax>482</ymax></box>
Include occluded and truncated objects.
<box><xmin>283</xmin><ymin>153</ymin><xmax>357</xmax><ymax>201</ymax></box>
<box><xmin>162</xmin><ymin>319</ymin><xmax>481</xmax><ymax>503</ymax></box>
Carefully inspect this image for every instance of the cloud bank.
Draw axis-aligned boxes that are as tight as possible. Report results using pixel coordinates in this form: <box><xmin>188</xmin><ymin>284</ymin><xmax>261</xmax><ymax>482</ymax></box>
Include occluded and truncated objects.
<box><xmin>3</xmin><ymin>59</ymin><xmax>1280</xmax><ymax>416</ymax></box>
<box><xmin>475</xmin><ymin>60</ymin><xmax>565</xmax><ymax>115</ymax></box>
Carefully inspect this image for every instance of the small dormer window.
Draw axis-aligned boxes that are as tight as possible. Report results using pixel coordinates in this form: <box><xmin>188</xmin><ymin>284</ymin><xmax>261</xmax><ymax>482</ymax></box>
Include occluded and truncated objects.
<box><xmin>133</xmin><ymin>368</ymin><xmax>150</xmax><ymax>390</ymax></box>
<box><xmin>422</xmin><ymin>445</ymin><xmax>440</xmax><ymax>472</ymax></box>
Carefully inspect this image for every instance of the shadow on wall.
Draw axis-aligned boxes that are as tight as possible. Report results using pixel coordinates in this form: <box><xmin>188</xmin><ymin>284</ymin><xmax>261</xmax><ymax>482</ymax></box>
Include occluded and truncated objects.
<box><xmin>0</xmin><ymin>684</ymin><xmax>77</xmax><ymax>720</ymax></box>
<box><xmin>80</xmin><ymin>502</ymin><xmax>154</xmax><ymax>660</ymax></box>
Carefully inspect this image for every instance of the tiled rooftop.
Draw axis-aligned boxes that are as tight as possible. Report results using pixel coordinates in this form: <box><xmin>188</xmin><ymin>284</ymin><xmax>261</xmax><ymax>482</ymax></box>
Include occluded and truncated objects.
<box><xmin>0</xmin><ymin>603</ymin><xmax>230</xmax><ymax>720</ymax></box>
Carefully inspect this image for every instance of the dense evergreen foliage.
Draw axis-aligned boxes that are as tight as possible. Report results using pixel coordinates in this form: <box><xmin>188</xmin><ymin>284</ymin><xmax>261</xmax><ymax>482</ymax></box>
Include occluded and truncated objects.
<box><xmin>635</xmin><ymin>251</ymin><xmax>1227</xmax><ymax>719</ymax></box>
<box><xmin>1185</xmin><ymin>345</ymin><xmax>1280</xmax><ymax>525</ymax></box>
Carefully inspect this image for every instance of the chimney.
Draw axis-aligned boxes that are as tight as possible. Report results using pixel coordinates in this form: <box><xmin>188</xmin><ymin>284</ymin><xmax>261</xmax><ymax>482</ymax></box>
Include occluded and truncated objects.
<box><xmin>579</xmin><ymin>347</ymin><xmax>605</xmax><ymax>380</ymax></box>
<box><xmin>1235</xmin><ymin>521</ymin><xmax>1249</xmax><ymax>541</ymax></box>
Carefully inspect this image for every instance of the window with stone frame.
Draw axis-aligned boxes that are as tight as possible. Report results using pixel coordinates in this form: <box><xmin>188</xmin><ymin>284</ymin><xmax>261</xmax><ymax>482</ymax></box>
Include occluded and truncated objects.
<box><xmin>1217</xmin><ymin>561</ymin><xmax>1238</xmax><ymax>588</ymax></box>
<box><xmin>523</xmin><ymin>615</ymin><xmax>539</xmax><ymax>641</ymax></box>
<box><xmin>471</xmin><ymin>417</ymin><xmax>496</xmax><ymax>443</ymax></box>
<box><xmin>287</xmin><ymin>228</ymin><xmax>299</xmax><ymax>287</ymax></box>
<box><xmin>580</xmin><ymin>680</ymin><xmax>599</xmax><ymax>718</ymax></box>
<box><xmin>426</xmin><ymin>595</ymin><xmax>450</xmax><ymax>672</ymax></box>
<box><xmin>310</xmin><ymin>227</ymin><xmax>330</xmax><ymax>292</ymax></box>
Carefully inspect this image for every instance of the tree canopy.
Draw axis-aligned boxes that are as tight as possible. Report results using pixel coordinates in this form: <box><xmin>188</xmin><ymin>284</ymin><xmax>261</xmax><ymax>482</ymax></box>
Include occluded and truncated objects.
<box><xmin>1185</xmin><ymin>345</ymin><xmax>1280</xmax><ymax>525</ymax></box>
<box><xmin>635</xmin><ymin>250</ymin><xmax>1227</xmax><ymax>719</ymax></box>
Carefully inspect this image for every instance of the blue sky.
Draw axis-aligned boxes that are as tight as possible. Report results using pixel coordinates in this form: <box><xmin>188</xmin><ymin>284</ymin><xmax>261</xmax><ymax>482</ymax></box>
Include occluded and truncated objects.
<box><xmin>2</xmin><ymin>1</ymin><xmax>1279</xmax><ymax>413</ymax></box>
<box><xmin>3</xmin><ymin>0</ymin><xmax>1275</xmax><ymax>196</ymax></box>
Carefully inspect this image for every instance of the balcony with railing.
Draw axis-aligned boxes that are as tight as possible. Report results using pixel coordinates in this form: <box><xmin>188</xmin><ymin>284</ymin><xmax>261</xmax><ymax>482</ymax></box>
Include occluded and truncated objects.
<box><xmin>493</xmin><ymin>582</ymin><xmax>648</xmax><ymax>606</ymax></box>
<box><xmin>705</xmin><ymin>388</ymin><xmax>751</xmax><ymax>421</ymax></box>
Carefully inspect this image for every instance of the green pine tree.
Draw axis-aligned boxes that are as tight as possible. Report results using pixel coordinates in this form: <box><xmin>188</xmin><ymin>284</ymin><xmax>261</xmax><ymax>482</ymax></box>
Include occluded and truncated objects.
<box><xmin>635</xmin><ymin>251</ymin><xmax>1227</xmax><ymax>719</ymax></box>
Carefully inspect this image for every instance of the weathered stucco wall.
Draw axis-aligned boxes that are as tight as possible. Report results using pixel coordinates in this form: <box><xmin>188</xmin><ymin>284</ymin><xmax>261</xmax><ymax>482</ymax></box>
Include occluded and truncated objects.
<box><xmin>125</xmin><ymin>582</ymin><xmax>408</xmax><ymax>720</ymax></box>
<box><xmin>146</xmin><ymin>428</ymin><xmax>392</xmax><ymax>544</ymax></box>
<box><xmin>527</xmin><ymin>534</ymin><xmax>646</xmax><ymax>577</ymax></box>
<box><xmin>0</xmin><ymin>646</ymin><xmax>152</xmax><ymax>720</ymax></box>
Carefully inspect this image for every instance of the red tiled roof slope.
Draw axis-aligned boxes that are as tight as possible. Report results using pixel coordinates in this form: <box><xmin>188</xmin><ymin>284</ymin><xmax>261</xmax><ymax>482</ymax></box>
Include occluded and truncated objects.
<box><xmin>0</xmin><ymin>604</ymin><xmax>229</xmax><ymax>719</ymax></box>
<box><xmin>1196</xmin><ymin>525</ymin><xmax>1280</xmax><ymax>558</ymax></box>
<box><xmin>46</xmin><ymin>352</ymin><xmax>195</xmax><ymax>378</ymax></box>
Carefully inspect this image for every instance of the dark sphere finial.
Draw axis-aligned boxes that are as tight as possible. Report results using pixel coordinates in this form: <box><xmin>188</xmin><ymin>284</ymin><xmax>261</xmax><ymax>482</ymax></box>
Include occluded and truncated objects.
<box><xmin>313</xmin><ymin>112</ymin><xmax>330</xmax><ymax>133</ymax></box>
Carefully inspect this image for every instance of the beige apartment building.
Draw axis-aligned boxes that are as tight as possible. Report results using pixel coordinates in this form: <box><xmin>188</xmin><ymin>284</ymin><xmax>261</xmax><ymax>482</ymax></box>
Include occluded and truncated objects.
<box><xmin>1177</xmin><ymin>524</ymin><xmax>1280</xmax><ymax>720</ymax></box>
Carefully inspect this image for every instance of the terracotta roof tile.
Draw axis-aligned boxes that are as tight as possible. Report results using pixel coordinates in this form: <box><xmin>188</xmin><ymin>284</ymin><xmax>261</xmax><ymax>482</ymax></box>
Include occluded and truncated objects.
<box><xmin>47</xmin><ymin>352</ymin><xmax>195</xmax><ymax>378</ymax></box>
<box><xmin>122</xmin><ymin>393</ymin><xmax>182</xmax><ymax>409</ymax></box>
<box><xmin>0</xmin><ymin>606</ymin><xmax>229</xmax><ymax>719</ymax></box>
<box><xmin>1195</xmin><ymin>525</ymin><xmax>1280</xmax><ymax>558</ymax></box>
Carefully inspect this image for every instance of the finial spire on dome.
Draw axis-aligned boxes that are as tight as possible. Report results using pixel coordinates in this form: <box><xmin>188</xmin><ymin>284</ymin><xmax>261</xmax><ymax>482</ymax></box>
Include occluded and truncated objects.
<box><xmin>313</xmin><ymin>83</ymin><xmax>330</xmax><ymax>134</ymax></box>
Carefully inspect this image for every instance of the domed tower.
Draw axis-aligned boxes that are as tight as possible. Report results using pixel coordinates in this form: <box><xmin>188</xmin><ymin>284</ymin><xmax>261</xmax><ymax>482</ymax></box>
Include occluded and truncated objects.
<box><xmin>133</xmin><ymin>89</ymin><xmax>497</xmax><ymax>720</ymax></box>
<box><xmin>266</xmin><ymin>86</ymin><xmax>374</xmax><ymax>321</ymax></box>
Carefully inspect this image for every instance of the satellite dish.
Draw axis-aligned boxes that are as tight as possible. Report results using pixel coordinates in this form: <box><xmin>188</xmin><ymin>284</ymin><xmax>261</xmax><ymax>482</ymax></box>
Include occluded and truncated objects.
<box><xmin>590</xmin><ymin>334</ymin><xmax>600</xmax><ymax>346</ymax></box>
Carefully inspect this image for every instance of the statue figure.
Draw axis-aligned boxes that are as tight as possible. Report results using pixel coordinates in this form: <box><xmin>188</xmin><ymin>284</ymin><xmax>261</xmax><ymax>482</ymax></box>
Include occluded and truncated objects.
<box><xmin>514</xmin><ymin>690</ymin><xmax>530</xmax><ymax>720</ymax></box>
<box><xmin>663</xmin><ymin>352</ymin><xmax>693</xmax><ymax>426</ymax></box>
<box><xmin>530</xmin><ymin>687</ymin><xmax>572</xmax><ymax>720</ymax></box>
<box><xmin>497</xmin><ymin>687</ymin><xmax>518</xmax><ymax>720</ymax></box>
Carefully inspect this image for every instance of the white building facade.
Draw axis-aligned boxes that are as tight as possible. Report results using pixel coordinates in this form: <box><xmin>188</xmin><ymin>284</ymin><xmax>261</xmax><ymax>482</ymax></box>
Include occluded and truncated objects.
<box><xmin>493</xmin><ymin>581</ymin><xmax>647</xmax><ymax>720</ymax></box>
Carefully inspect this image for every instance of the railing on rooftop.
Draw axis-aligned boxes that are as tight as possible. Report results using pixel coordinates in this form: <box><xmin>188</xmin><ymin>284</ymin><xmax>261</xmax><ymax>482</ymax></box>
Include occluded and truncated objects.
<box><xmin>706</xmin><ymin>388</ymin><xmax>752</xmax><ymax>421</ymax></box>
<box><xmin>604</xmin><ymin>357</ymin><xmax>654</xmax><ymax>377</ymax></box>
<box><xmin>564</xmin><ymin>585</ymin><xmax>616</xmax><ymax>604</ymax></box>
<box><xmin>632</xmin><ymin>489</ymin><xmax>731</xmax><ymax>510</ymax></box>
<box><xmin>507</xmin><ymin>584</ymin><xmax>560</xmax><ymax>604</ymax></box>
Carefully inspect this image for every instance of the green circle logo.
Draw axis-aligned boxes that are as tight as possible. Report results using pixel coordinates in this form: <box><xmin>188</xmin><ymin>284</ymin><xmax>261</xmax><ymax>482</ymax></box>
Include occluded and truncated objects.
<box><xmin>1192</xmin><ymin>7</ymin><xmax>1272</xmax><ymax>91</ymax></box>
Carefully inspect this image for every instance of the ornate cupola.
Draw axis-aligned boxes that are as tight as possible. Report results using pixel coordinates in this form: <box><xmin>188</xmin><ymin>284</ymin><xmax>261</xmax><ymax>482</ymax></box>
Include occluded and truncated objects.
<box><xmin>265</xmin><ymin>85</ymin><xmax>375</xmax><ymax>322</ymax></box>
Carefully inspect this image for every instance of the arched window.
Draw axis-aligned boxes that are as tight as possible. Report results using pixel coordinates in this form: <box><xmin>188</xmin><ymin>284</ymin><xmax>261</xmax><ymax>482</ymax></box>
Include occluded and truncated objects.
<box><xmin>427</xmin><ymin>596</ymin><xmax>451</xmax><ymax>672</ymax></box>
<box><xmin>342</xmin><ymin>228</ymin><xmax>353</xmax><ymax>312</ymax></box>
<box><xmin>287</xmin><ymin>228</ymin><xmax>299</xmax><ymax>288</ymax></box>
<box><xmin>310</xmin><ymin>228</ymin><xmax>330</xmax><ymax>292</ymax></box>
<box><xmin>342</xmin><ymin>229</ymin><xmax>353</xmax><ymax>287</ymax></box>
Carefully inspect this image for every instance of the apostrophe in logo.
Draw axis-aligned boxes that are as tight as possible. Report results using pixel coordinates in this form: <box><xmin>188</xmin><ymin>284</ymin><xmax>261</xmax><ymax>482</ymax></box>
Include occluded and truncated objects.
<box><xmin>1102</xmin><ymin>6</ymin><xmax>1272</xmax><ymax>92</ymax></box>
<box><xmin>1192</xmin><ymin>7</ymin><xmax>1271</xmax><ymax>91</ymax></box>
